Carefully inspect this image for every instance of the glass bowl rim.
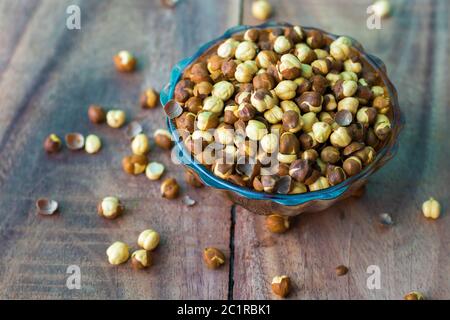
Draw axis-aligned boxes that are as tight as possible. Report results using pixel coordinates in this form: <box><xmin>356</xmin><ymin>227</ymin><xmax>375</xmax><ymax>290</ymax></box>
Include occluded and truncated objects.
<box><xmin>161</xmin><ymin>21</ymin><xmax>404</xmax><ymax>206</ymax></box>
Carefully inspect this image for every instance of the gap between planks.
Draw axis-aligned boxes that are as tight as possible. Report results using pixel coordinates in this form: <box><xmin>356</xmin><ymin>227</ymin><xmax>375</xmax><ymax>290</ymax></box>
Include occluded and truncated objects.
<box><xmin>226</xmin><ymin>0</ymin><xmax>244</xmax><ymax>301</ymax></box>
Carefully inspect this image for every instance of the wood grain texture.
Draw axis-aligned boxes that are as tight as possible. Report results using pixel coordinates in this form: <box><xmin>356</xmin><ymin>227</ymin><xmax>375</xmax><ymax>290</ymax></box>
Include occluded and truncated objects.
<box><xmin>234</xmin><ymin>0</ymin><xmax>450</xmax><ymax>299</ymax></box>
<box><xmin>0</xmin><ymin>0</ymin><xmax>240</xmax><ymax>299</ymax></box>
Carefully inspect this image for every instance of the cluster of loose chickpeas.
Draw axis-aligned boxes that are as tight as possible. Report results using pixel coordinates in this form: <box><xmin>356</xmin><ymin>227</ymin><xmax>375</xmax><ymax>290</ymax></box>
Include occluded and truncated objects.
<box><xmin>173</xmin><ymin>26</ymin><xmax>394</xmax><ymax>195</ymax></box>
<box><xmin>42</xmin><ymin>50</ymin><xmax>194</xmax><ymax>272</ymax></box>
<box><xmin>106</xmin><ymin>229</ymin><xmax>160</xmax><ymax>269</ymax></box>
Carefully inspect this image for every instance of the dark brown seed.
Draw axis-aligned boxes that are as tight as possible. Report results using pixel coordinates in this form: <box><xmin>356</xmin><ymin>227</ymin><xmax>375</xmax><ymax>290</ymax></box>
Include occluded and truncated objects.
<box><xmin>235</xmin><ymin>91</ymin><xmax>251</xmax><ymax>104</ymax></box>
<box><xmin>343</xmin><ymin>142</ymin><xmax>365</xmax><ymax>156</ymax></box>
<box><xmin>174</xmin><ymin>79</ymin><xmax>194</xmax><ymax>103</ymax></box>
<box><xmin>253</xmin><ymin>88</ymin><xmax>271</xmax><ymax>101</ymax></box>
<box><xmin>189</xmin><ymin>62</ymin><xmax>210</xmax><ymax>83</ymax></box>
<box><xmin>271</xmin><ymin>28</ymin><xmax>284</xmax><ymax>38</ymax></box>
<box><xmin>245</xmin><ymin>29</ymin><xmax>260</xmax><ymax>42</ymax></box>
<box><xmin>259</xmin><ymin>41</ymin><xmax>273</xmax><ymax>51</ymax></box>
<box><xmin>227</xmin><ymin>174</ymin><xmax>247</xmax><ymax>187</ymax></box>
<box><xmin>299</xmin><ymin>133</ymin><xmax>314</xmax><ymax>150</ymax></box>
<box><xmin>349</xmin><ymin>123</ymin><xmax>366</xmax><ymax>142</ymax></box>
<box><xmin>310</xmin><ymin>75</ymin><xmax>328</xmax><ymax>95</ymax></box>
<box><xmin>332</xmin><ymin>79</ymin><xmax>346</xmax><ymax>100</ymax></box>
<box><xmin>267</xmin><ymin>65</ymin><xmax>282</xmax><ymax>83</ymax></box>
<box><xmin>320</xmin><ymin>146</ymin><xmax>340</xmax><ymax>163</ymax></box>
<box><xmin>365</xmin><ymin>128</ymin><xmax>380</xmax><ymax>148</ymax></box>
<box><xmin>253</xmin><ymin>73</ymin><xmax>276</xmax><ymax>90</ymax></box>
<box><xmin>224</xmin><ymin>108</ymin><xmax>239</xmax><ymax>125</ymax></box>
<box><xmin>282</xmin><ymin>110</ymin><xmax>300</xmax><ymax>132</ymax></box>
<box><xmin>365</xmin><ymin>107</ymin><xmax>378</xmax><ymax>125</ymax></box>
<box><xmin>336</xmin><ymin>265</ymin><xmax>349</xmax><ymax>276</ymax></box>
<box><xmin>238</xmin><ymin>83</ymin><xmax>254</xmax><ymax>93</ymax></box>
<box><xmin>185</xmin><ymin>96</ymin><xmax>203</xmax><ymax>114</ymax></box>
<box><xmin>362</xmin><ymin>70</ymin><xmax>380</xmax><ymax>86</ymax></box>
<box><xmin>221</xmin><ymin>59</ymin><xmax>237</xmax><ymax>79</ymax></box>
<box><xmin>279</xmin><ymin>132</ymin><xmax>300</xmax><ymax>154</ymax></box>
<box><xmin>238</xmin><ymin>103</ymin><xmax>256</xmax><ymax>121</ymax></box>
<box><xmin>304</xmin><ymin>169</ymin><xmax>321</xmax><ymax>185</ymax></box>
<box><xmin>175</xmin><ymin>112</ymin><xmax>195</xmax><ymax>133</ymax></box>
<box><xmin>88</xmin><ymin>105</ymin><xmax>106</xmax><ymax>124</ymax></box>
<box><xmin>301</xmin><ymin>149</ymin><xmax>319</xmax><ymax>161</ymax></box>
<box><xmin>155</xmin><ymin>131</ymin><xmax>174</xmax><ymax>150</ymax></box>
<box><xmin>289</xmin><ymin>159</ymin><xmax>312</xmax><ymax>183</ymax></box>
<box><xmin>284</xmin><ymin>26</ymin><xmax>303</xmax><ymax>43</ymax></box>
<box><xmin>43</xmin><ymin>134</ymin><xmax>62</xmax><ymax>153</ymax></box>
<box><xmin>234</xmin><ymin>119</ymin><xmax>247</xmax><ymax>134</ymax></box>
<box><xmin>277</xmin><ymin>163</ymin><xmax>290</xmax><ymax>176</ymax></box>
<box><xmin>335</xmin><ymin>110</ymin><xmax>353</xmax><ymax>127</ymax></box>
<box><xmin>327</xmin><ymin>165</ymin><xmax>346</xmax><ymax>186</ymax></box>
<box><xmin>296</xmin><ymin>79</ymin><xmax>311</xmax><ymax>95</ymax></box>
<box><xmin>296</xmin><ymin>91</ymin><xmax>322</xmax><ymax>113</ymax></box>
<box><xmin>356</xmin><ymin>85</ymin><xmax>373</xmax><ymax>104</ymax></box>
<box><xmin>343</xmin><ymin>156</ymin><xmax>362</xmax><ymax>176</ymax></box>
<box><xmin>307</xmin><ymin>30</ymin><xmax>325</xmax><ymax>49</ymax></box>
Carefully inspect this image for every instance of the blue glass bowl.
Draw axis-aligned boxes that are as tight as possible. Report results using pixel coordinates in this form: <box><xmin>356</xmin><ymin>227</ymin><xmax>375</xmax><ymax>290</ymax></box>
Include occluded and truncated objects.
<box><xmin>160</xmin><ymin>22</ymin><xmax>403</xmax><ymax>216</ymax></box>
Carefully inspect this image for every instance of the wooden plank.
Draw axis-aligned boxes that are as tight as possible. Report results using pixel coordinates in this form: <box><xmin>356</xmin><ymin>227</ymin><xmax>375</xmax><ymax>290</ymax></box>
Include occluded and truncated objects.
<box><xmin>234</xmin><ymin>0</ymin><xmax>450</xmax><ymax>299</ymax></box>
<box><xmin>0</xmin><ymin>0</ymin><xmax>241</xmax><ymax>299</ymax></box>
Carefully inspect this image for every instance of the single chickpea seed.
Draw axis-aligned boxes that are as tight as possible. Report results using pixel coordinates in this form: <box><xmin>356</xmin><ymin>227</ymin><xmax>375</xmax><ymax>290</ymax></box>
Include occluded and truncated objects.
<box><xmin>106</xmin><ymin>241</ymin><xmax>130</xmax><ymax>265</ymax></box>
<box><xmin>335</xmin><ymin>265</ymin><xmax>349</xmax><ymax>276</ymax></box>
<box><xmin>137</xmin><ymin>229</ymin><xmax>160</xmax><ymax>251</ymax></box>
<box><xmin>113</xmin><ymin>50</ymin><xmax>136</xmax><ymax>72</ymax></box>
<box><xmin>122</xmin><ymin>154</ymin><xmax>148</xmax><ymax>175</ymax></box>
<box><xmin>251</xmin><ymin>0</ymin><xmax>272</xmax><ymax>21</ymax></box>
<box><xmin>106</xmin><ymin>110</ymin><xmax>126</xmax><ymax>128</ymax></box>
<box><xmin>85</xmin><ymin>134</ymin><xmax>102</xmax><ymax>154</ymax></box>
<box><xmin>140</xmin><ymin>88</ymin><xmax>159</xmax><ymax>109</ymax></box>
<box><xmin>44</xmin><ymin>134</ymin><xmax>62</xmax><ymax>153</ymax></box>
<box><xmin>265</xmin><ymin>214</ymin><xmax>290</xmax><ymax>233</ymax></box>
<box><xmin>145</xmin><ymin>162</ymin><xmax>165</xmax><ymax>181</ymax></box>
<box><xmin>404</xmin><ymin>291</ymin><xmax>425</xmax><ymax>300</ymax></box>
<box><xmin>154</xmin><ymin>129</ymin><xmax>173</xmax><ymax>150</ymax></box>
<box><xmin>161</xmin><ymin>178</ymin><xmax>180</xmax><ymax>199</ymax></box>
<box><xmin>131</xmin><ymin>250</ymin><xmax>152</xmax><ymax>269</ymax></box>
<box><xmin>271</xmin><ymin>275</ymin><xmax>290</xmax><ymax>298</ymax></box>
<box><xmin>131</xmin><ymin>133</ymin><xmax>150</xmax><ymax>155</ymax></box>
<box><xmin>422</xmin><ymin>197</ymin><xmax>441</xmax><ymax>219</ymax></box>
<box><xmin>203</xmin><ymin>247</ymin><xmax>226</xmax><ymax>269</ymax></box>
<box><xmin>97</xmin><ymin>196</ymin><xmax>124</xmax><ymax>220</ymax></box>
<box><xmin>88</xmin><ymin>105</ymin><xmax>106</xmax><ymax>124</ymax></box>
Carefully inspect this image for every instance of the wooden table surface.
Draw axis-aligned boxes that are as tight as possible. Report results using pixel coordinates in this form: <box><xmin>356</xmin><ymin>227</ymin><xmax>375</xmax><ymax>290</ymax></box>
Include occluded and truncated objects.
<box><xmin>0</xmin><ymin>0</ymin><xmax>448</xmax><ymax>300</ymax></box>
